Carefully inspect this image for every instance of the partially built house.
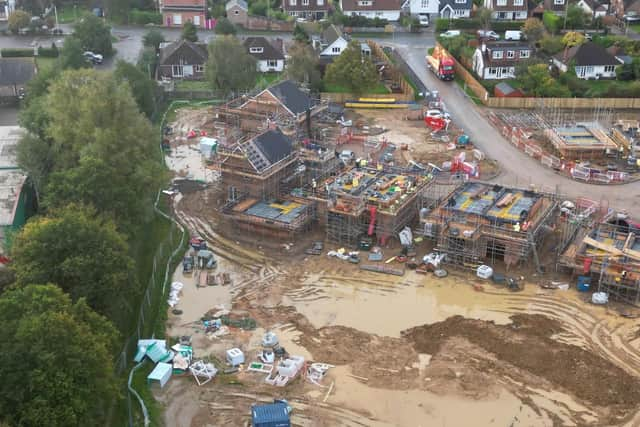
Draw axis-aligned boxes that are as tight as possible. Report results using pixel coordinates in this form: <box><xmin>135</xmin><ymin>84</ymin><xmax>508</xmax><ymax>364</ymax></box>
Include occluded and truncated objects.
<box><xmin>422</xmin><ymin>182</ymin><xmax>556</xmax><ymax>269</ymax></box>
<box><xmin>306</xmin><ymin>167</ymin><xmax>433</xmax><ymax>246</ymax></box>
<box><xmin>560</xmin><ymin>218</ymin><xmax>640</xmax><ymax>306</ymax></box>
<box><xmin>544</xmin><ymin>123</ymin><xmax>618</xmax><ymax>161</ymax></box>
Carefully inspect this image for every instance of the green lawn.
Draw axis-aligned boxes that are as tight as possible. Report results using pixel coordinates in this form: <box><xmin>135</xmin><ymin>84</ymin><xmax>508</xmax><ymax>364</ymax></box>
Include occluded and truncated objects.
<box><xmin>454</xmin><ymin>76</ymin><xmax>482</xmax><ymax>106</ymax></box>
<box><xmin>57</xmin><ymin>5</ymin><xmax>89</xmax><ymax>23</ymax></box>
<box><xmin>629</xmin><ymin>24</ymin><xmax>640</xmax><ymax>33</ymax></box>
<box><xmin>255</xmin><ymin>72</ymin><xmax>283</xmax><ymax>90</ymax></box>
<box><xmin>323</xmin><ymin>82</ymin><xmax>391</xmax><ymax>94</ymax></box>
<box><xmin>175</xmin><ymin>80</ymin><xmax>212</xmax><ymax>91</ymax></box>
<box><xmin>36</xmin><ymin>57</ymin><xmax>57</xmax><ymax>72</ymax></box>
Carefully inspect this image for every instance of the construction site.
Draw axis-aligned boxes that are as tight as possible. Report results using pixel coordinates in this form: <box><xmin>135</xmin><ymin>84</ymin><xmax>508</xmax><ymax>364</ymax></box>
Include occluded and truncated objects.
<box><xmin>149</xmin><ymin>80</ymin><xmax>640</xmax><ymax>427</ymax></box>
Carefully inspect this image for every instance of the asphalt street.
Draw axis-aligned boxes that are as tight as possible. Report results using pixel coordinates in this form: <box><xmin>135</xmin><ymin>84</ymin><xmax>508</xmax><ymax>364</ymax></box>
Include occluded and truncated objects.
<box><xmin>1</xmin><ymin>26</ymin><xmax>638</xmax><ymax>211</ymax></box>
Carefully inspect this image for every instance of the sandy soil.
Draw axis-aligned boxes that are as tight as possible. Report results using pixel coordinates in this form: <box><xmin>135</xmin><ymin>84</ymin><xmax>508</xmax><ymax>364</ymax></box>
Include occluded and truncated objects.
<box><xmin>153</xmin><ymin>107</ymin><xmax>640</xmax><ymax>427</ymax></box>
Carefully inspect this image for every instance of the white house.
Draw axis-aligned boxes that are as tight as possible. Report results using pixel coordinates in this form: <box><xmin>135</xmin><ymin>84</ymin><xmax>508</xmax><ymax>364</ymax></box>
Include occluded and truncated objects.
<box><xmin>483</xmin><ymin>0</ymin><xmax>528</xmax><ymax>19</ymax></box>
<box><xmin>0</xmin><ymin>0</ymin><xmax>15</xmax><ymax>21</ymax></box>
<box><xmin>439</xmin><ymin>0</ymin><xmax>473</xmax><ymax>18</ymax></box>
<box><xmin>403</xmin><ymin>0</ymin><xmax>439</xmax><ymax>16</ymax></box>
<box><xmin>319</xmin><ymin>25</ymin><xmax>349</xmax><ymax>57</ymax></box>
<box><xmin>577</xmin><ymin>0</ymin><xmax>609</xmax><ymax>17</ymax></box>
<box><xmin>243</xmin><ymin>37</ymin><xmax>285</xmax><ymax>73</ymax></box>
<box><xmin>340</xmin><ymin>0</ymin><xmax>403</xmax><ymax>21</ymax></box>
<box><xmin>472</xmin><ymin>42</ymin><xmax>533</xmax><ymax>79</ymax></box>
<box><xmin>553</xmin><ymin>41</ymin><xmax>622</xmax><ymax>79</ymax></box>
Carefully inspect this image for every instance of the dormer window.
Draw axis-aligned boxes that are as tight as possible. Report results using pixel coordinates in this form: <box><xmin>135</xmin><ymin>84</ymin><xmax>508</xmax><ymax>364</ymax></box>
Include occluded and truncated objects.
<box><xmin>358</xmin><ymin>0</ymin><xmax>372</xmax><ymax>5</ymax></box>
<box><xmin>520</xmin><ymin>49</ymin><xmax>530</xmax><ymax>58</ymax></box>
<box><xmin>250</xmin><ymin>47</ymin><xmax>264</xmax><ymax>53</ymax></box>
<box><xmin>514</xmin><ymin>0</ymin><xmax>523</xmax><ymax>5</ymax></box>
<box><xmin>554</xmin><ymin>0</ymin><xmax>564</xmax><ymax>4</ymax></box>
<box><xmin>507</xmin><ymin>50</ymin><xmax>515</xmax><ymax>58</ymax></box>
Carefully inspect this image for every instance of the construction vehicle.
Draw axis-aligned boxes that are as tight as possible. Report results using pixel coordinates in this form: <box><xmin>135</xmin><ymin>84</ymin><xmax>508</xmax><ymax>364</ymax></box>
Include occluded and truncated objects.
<box><xmin>426</xmin><ymin>46</ymin><xmax>455</xmax><ymax>81</ymax></box>
<box><xmin>456</xmin><ymin>134</ymin><xmax>471</xmax><ymax>149</ymax></box>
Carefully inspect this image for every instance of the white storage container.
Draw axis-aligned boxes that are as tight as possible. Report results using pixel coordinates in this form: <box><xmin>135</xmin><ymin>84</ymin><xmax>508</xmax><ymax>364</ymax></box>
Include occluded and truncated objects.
<box><xmin>476</xmin><ymin>265</ymin><xmax>493</xmax><ymax>279</ymax></box>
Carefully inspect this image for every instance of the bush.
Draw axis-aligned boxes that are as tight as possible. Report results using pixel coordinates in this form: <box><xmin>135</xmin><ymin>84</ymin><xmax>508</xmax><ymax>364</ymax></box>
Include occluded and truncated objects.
<box><xmin>539</xmin><ymin>35</ymin><xmax>564</xmax><ymax>55</ymax></box>
<box><xmin>215</xmin><ymin>17</ymin><xmax>236</xmax><ymax>34</ymax></box>
<box><xmin>451</xmin><ymin>18</ymin><xmax>481</xmax><ymax>29</ymax></box>
<box><xmin>129</xmin><ymin>9</ymin><xmax>162</xmax><ymax>25</ymax></box>
<box><xmin>490</xmin><ymin>21</ymin><xmax>524</xmax><ymax>32</ymax></box>
<box><xmin>435</xmin><ymin>18</ymin><xmax>449</xmax><ymax>32</ymax></box>
<box><xmin>0</xmin><ymin>48</ymin><xmax>34</xmax><ymax>57</ymax></box>
<box><xmin>543</xmin><ymin>11</ymin><xmax>561</xmax><ymax>34</ymax></box>
<box><xmin>339</xmin><ymin>14</ymin><xmax>387</xmax><ymax>27</ymax></box>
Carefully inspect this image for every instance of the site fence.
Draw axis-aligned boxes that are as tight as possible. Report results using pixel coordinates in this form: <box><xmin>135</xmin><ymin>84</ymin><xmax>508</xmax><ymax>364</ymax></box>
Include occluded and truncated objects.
<box><xmin>488</xmin><ymin>112</ymin><xmax>630</xmax><ymax>184</ymax></box>
<box><xmin>113</xmin><ymin>100</ymin><xmax>193</xmax><ymax>427</ymax></box>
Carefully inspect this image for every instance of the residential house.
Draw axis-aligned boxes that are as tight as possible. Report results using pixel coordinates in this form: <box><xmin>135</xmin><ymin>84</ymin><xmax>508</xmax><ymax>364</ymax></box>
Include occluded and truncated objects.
<box><xmin>403</xmin><ymin>0</ymin><xmax>439</xmax><ymax>17</ymax></box>
<box><xmin>226</xmin><ymin>0</ymin><xmax>248</xmax><ymax>26</ymax></box>
<box><xmin>243</xmin><ymin>37</ymin><xmax>285</xmax><ymax>73</ymax></box>
<box><xmin>607</xmin><ymin>45</ymin><xmax>633</xmax><ymax>64</ymax></box>
<box><xmin>0</xmin><ymin>58</ymin><xmax>36</xmax><ymax>103</ymax></box>
<box><xmin>240</xmin><ymin>80</ymin><xmax>317</xmax><ymax>123</ymax></box>
<box><xmin>577</xmin><ymin>0</ymin><xmax>609</xmax><ymax>16</ymax></box>
<box><xmin>157</xmin><ymin>39</ymin><xmax>208</xmax><ymax>80</ymax></box>
<box><xmin>161</xmin><ymin>0</ymin><xmax>206</xmax><ymax>27</ymax></box>
<box><xmin>439</xmin><ymin>0</ymin><xmax>473</xmax><ymax>18</ymax></box>
<box><xmin>318</xmin><ymin>25</ymin><xmax>349</xmax><ymax>57</ymax></box>
<box><xmin>610</xmin><ymin>0</ymin><xmax>640</xmax><ymax>18</ymax></box>
<box><xmin>282</xmin><ymin>0</ymin><xmax>330</xmax><ymax>20</ymax></box>
<box><xmin>472</xmin><ymin>42</ymin><xmax>533</xmax><ymax>79</ymax></box>
<box><xmin>340</xmin><ymin>0</ymin><xmax>403</xmax><ymax>21</ymax></box>
<box><xmin>483</xmin><ymin>0</ymin><xmax>528</xmax><ymax>19</ymax></box>
<box><xmin>543</xmin><ymin>0</ymin><xmax>567</xmax><ymax>15</ymax></box>
<box><xmin>0</xmin><ymin>0</ymin><xmax>15</xmax><ymax>21</ymax></box>
<box><xmin>553</xmin><ymin>41</ymin><xmax>622</xmax><ymax>79</ymax></box>
<box><xmin>529</xmin><ymin>0</ymin><xmax>545</xmax><ymax>17</ymax></box>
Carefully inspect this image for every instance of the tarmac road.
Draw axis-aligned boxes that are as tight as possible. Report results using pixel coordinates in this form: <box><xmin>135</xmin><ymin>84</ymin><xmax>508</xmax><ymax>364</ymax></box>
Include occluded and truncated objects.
<box><xmin>392</xmin><ymin>42</ymin><xmax>640</xmax><ymax>212</ymax></box>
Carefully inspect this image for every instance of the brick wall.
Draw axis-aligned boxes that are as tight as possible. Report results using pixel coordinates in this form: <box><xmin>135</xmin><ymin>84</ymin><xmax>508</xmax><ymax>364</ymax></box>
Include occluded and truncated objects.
<box><xmin>163</xmin><ymin>11</ymin><xmax>205</xmax><ymax>27</ymax></box>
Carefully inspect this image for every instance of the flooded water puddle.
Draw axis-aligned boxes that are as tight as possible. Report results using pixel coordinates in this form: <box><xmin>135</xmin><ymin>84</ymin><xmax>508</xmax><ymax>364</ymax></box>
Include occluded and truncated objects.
<box><xmin>325</xmin><ymin>366</ymin><xmax>553</xmax><ymax>427</ymax></box>
<box><xmin>284</xmin><ymin>270</ymin><xmax>520</xmax><ymax>337</ymax></box>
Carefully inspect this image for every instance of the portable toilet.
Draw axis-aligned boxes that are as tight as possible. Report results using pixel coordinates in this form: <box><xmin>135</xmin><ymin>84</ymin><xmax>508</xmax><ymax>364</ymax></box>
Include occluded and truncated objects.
<box><xmin>226</xmin><ymin>348</ymin><xmax>245</xmax><ymax>366</ymax></box>
<box><xmin>251</xmin><ymin>401</ymin><xmax>291</xmax><ymax>427</ymax></box>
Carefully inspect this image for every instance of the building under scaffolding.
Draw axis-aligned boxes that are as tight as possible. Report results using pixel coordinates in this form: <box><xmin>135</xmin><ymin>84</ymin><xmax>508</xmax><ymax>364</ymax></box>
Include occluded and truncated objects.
<box><xmin>216</xmin><ymin>127</ymin><xmax>299</xmax><ymax>201</ymax></box>
<box><xmin>560</xmin><ymin>218</ymin><xmax>640</xmax><ymax>306</ymax></box>
<box><xmin>544</xmin><ymin>123</ymin><xmax>619</xmax><ymax>161</ymax></box>
<box><xmin>422</xmin><ymin>182</ymin><xmax>557</xmax><ymax>270</ymax></box>
<box><xmin>307</xmin><ymin>167</ymin><xmax>433</xmax><ymax>246</ymax></box>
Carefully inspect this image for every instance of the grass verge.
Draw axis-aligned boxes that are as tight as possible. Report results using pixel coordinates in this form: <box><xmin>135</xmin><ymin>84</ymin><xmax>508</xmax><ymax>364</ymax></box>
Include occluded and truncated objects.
<box><xmin>323</xmin><ymin>82</ymin><xmax>390</xmax><ymax>94</ymax></box>
<box><xmin>36</xmin><ymin>57</ymin><xmax>57</xmax><ymax>72</ymax></box>
<box><xmin>454</xmin><ymin>76</ymin><xmax>483</xmax><ymax>106</ymax></box>
<box><xmin>175</xmin><ymin>80</ymin><xmax>212</xmax><ymax>91</ymax></box>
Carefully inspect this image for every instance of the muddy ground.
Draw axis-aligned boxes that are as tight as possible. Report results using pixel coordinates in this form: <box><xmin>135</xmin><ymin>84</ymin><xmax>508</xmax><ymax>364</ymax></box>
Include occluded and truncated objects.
<box><xmin>155</xmin><ymin>108</ymin><xmax>640</xmax><ymax>427</ymax></box>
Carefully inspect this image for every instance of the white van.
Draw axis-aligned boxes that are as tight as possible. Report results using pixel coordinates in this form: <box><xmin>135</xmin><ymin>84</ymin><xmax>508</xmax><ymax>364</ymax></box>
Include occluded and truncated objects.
<box><xmin>505</xmin><ymin>30</ymin><xmax>525</xmax><ymax>41</ymax></box>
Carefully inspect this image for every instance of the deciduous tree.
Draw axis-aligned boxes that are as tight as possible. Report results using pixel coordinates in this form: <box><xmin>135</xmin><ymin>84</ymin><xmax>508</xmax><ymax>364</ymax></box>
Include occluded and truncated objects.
<box><xmin>182</xmin><ymin>21</ymin><xmax>198</xmax><ymax>42</ymax></box>
<box><xmin>58</xmin><ymin>36</ymin><xmax>90</xmax><ymax>70</ymax></box>
<box><xmin>11</xmin><ymin>205</ymin><xmax>139</xmax><ymax>325</ymax></box>
<box><xmin>143</xmin><ymin>28</ymin><xmax>165</xmax><ymax>51</ymax></box>
<box><xmin>206</xmin><ymin>36</ymin><xmax>257</xmax><ymax>96</ymax></box>
<box><xmin>565</xmin><ymin>4</ymin><xmax>587</xmax><ymax>29</ymax></box>
<box><xmin>73</xmin><ymin>13</ymin><xmax>113</xmax><ymax>55</ymax></box>
<box><xmin>293</xmin><ymin>24</ymin><xmax>310</xmax><ymax>44</ymax></box>
<box><xmin>114</xmin><ymin>60</ymin><xmax>157</xmax><ymax>118</ymax></box>
<box><xmin>325</xmin><ymin>41</ymin><xmax>378</xmax><ymax>95</ymax></box>
<box><xmin>0</xmin><ymin>284</ymin><xmax>119</xmax><ymax>426</ymax></box>
<box><xmin>543</xmin><ymin>10</ymin><xmax>561</xmax><ymax>35</ymax></box>
<box><xmin>523</xmin><ymin>17</ymin><xmax>545</xmax><ymax>44</ymax></box>
<box><xmin>214</xmin><ymin>17</ymin><xmax>237</xmax><ymax>35</ymax></box>
<box><xmin>286</xmin><ymin>42</ymin><xmax>322</xmax><ymax>91</ymax></box>
<box><xmin>477</xmin><ymin>7</ymin><xmax>492</xmax><ymax>30</ymax></box>
<box><xmin>8</xmin><ymin>10</ymin><xmax>30</xmax><ymax>33</ymax></box>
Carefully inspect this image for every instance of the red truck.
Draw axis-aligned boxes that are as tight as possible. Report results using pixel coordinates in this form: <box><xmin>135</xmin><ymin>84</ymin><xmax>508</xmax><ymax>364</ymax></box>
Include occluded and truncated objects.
<box><xmin>426</xmin><ymin>47</ymin><xmax>455</xmax><ymax>81</ymax></box>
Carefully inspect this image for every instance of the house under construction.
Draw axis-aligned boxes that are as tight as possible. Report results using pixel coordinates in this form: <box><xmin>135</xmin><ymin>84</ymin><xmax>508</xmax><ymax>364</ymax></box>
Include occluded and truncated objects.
<box><xmin>560</xmin><ymin>216</ymin><xmax>640</xmax><ymax>306</ymax></box>
<box><xmin>422</xmin><ymin>182</ymin><xmax>557</xmax><ymax>270</ymax></box>
<box><xmin>304</xmin><ymin>167</ymin><xmax>433</xmax><ymax>246</ymax></box>
<box><xmin>544</xmin><ymin>123</ymin><xmax>619</xmax><ymax>161</ymax></box>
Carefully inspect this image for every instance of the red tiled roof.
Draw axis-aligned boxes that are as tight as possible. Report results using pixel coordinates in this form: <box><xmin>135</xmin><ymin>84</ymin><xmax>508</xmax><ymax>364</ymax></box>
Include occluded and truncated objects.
<box><xmin>162</xmin><ymin>0</ymin><xmax>205</xmax><ymax>7</ymax></box>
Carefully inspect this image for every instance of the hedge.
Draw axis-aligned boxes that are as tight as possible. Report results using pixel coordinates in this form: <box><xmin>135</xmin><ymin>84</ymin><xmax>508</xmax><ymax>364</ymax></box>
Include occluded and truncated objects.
<box><xmin>0</xmin><ymin>48</ymin><xmax>34</xmax><ymax>57</ymax></box>
<box><xmin>37</xmin><ymin>46</ymin><xmax>59</xmax><ymax>57</ymax></box>
<box><xmin>129</xmin><ymin>9</ymin><xmax>162</xmax><ymax>25</ymax></box>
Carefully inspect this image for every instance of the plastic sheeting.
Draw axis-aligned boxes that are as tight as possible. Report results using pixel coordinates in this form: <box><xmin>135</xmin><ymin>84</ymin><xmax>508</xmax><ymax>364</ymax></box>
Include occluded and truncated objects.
<box><xmin>592</xmin><ymin>292</ymin><xmax>609</xmax><ymax>305</ymax></box>
<box><xmin>168</xmin><ymin>282</ymin><xmax>184</xmax><ymax>307</ymax></box>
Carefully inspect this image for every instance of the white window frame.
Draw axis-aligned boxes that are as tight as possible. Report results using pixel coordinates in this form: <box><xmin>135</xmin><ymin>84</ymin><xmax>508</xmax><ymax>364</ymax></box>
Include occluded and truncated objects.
<box><xmin>290</xmin><ymin>0</ymin><xmax>296</xmax><ymax>6</ymax></box>
<box><xmin>421</xmin><ymin>0</ymin><xmax>428</xmax><ymax>7</ymax></box>
<box><xmin>303</xmin><ymin>0</ymin><xmax>309</xmax><ymax>5</ymax></box>
<box><xmin>172</xmin><ymin>65</ymin><xmax>183</xmax><ymax>77</ymax></box>
<box><xmin>250</xmin><ymin>47</ymin><xmax>264</xmax><ymax>53</ymax></box>
<box><xmin>514</xmin><ymin>0</ymin><xmax>523</xmax><ymax>5</ymax></box>
<box><xmin>376</xmin><ymin>10</ymin><xmax>383</xmax><ymax>15</ymax></box>
<box><xmin>318</xmin><ymin>0</ymin><xmax>324</xmax><ymax>5</ymax></box>
<box><xmin>332</xmin><ymin>46</ymin><xmax>341</xmax><ymax>53</ymax></box>
<box><xmin>358</xmin><ymin>0</ymin><xmax>372</xmax><ymax>5</ymax></box>
<box><xmin>604</xmin><ymin>65</ymin><xmax>615</xmax><ymax>73</ymax></box>
<box><xmin>506</xmin><ymin>50</ymin><xmax>515</xmax><ymax>58</ymax></box>
<box><xmin>193</xmin><ymin>15</ymin><xmax>200</xmax><ymax>25</ymax></box>
<box><xmin>234</xmin><ymin>9</ymin><xmax>240</xmax><ymax>14</ymax></box>
<box><xmin>173</xmin><ymin>14</ymin><xmax>182</xmax><ymax>25</ymax></box>
<box><xmin>195</xmin><ymin>64</ymin><xmax>204</xmax><ymax>73</ymax></box>
<box><xmin>554</xmin><ymin>0</ymin><xmax>563</xmax><ymax>4</ymax></box>
<box><xmin>267</xmin><ymin>59</ymin><xmax>278</xmax><ymax>68</ymax></box>
<box><xmin>519</xmin><ymin>49</ymin><xmax>530</xmax><ymax>58</ymax></box>
<box><xmin>492</xmin><ymin>50</ymin><xmax>503</xmax><ymax>59</ymax></box>
<box><xmin>455</xmin><ymin>0</ymin><xmax>465</xmax><ymax>4</ymax></box>
<box><xmin>496</xmin><ymin>0</ymin><xmax>507</xmax><ymax>5</ymax></box>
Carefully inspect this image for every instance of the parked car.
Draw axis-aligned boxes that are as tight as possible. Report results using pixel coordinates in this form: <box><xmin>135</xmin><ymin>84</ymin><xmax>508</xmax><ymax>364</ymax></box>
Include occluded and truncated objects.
<box><xmin>440</xmin><ymin>30</ymin><xmax>461</xmax><ymax>38</ymax></box>
<box><xmin>477</xmin><ymin>30</ymin><xmax>500</xmax><ymax>40</ymax></box>
<box><xmin>418</xmin><ymin>14</ymin><xmax>429</xmax><ymax>27</ymax></box>
<box><xmin>624</xmin><ymin>12</ymin><xmax>640</xmax><ymax>22</ymax></box>
<box><xmin>83</xmin><ymin>51</ymin><xmax>103</xmax><ymax>65</ymax></box>
<box><xmin>505</xmin><ymin>30</ymin><xmax>525</xmax><ymax>41</ymax></box>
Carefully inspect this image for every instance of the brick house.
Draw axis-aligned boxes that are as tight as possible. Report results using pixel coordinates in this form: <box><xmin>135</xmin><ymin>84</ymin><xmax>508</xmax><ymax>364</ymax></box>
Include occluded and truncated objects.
<box><xmin>226</xmin><ymin>0</ymin><xmax>249</xmax><ymax>26</ymax></box>
<box><xmin>157</xmin><ymin>40</ymin><xmax>208</xmax><ymax>80</ymax></box>
<box><xmin>472</xmin><ymin>42</ymin><xmax>533</xmax><ymax>79</ymax></box>
<box><xmin>552</xmin><ymin>41</ymin><xmax>622</xmax><ymax>79</ymax></box>
<box><xmin>340</xmin><ymin>0</ymin><xmax>403</xmax><ymax>21</ymax></box>
<box><xmin>483</xmin><ymin>0</ymin><xmax>528</xmax><ymax>19</ymax></box>
<box><xmin>282</xmin><ymin>0</ymin><xmax>330</xmax><ymax>20</ymax></box>
<box><xmin>543</xmin><ymin>0</ymin><xmax>567</xmax><ymax>15</ymax></box>
<box><xmin>161</xmin><ymin>0</ymin><xmax>206</xmax><ymax>27</ymax></box>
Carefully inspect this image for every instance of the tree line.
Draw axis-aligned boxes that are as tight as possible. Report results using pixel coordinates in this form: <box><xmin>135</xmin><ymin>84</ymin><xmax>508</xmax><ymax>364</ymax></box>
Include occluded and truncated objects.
<box><xmin>0</xmin><ymin>16</ymin><xmax>163</xmax><ymax>427</ymax></box>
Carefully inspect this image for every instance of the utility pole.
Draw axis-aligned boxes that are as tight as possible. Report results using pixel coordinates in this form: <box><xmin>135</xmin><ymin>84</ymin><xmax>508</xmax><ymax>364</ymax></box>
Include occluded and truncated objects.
<box><xmin>563</xmin><ymin>0</ymin><xmax>569</xmax><ymax>30</ymax></box>
<box><xmin>54</xmin><ymin>4</ymin><xmax>59</xmax><ymax>28</ymax></box>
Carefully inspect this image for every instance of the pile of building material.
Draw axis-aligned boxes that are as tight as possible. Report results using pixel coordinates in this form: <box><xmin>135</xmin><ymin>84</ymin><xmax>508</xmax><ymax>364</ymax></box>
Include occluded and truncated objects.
<box><xmin>307</xmin><ymin>363</ymin><xmax>334</xmax><ymax>387</ymax></box>
<box><xmin>168</xmin><ymin>282</ymin><xmax>183</xmax><ymax>308</ymax></box>
<box><xmin>265</xmin><ymin>355</ymin><xmax>305</xmax><ymax>387</ymax></box>
<box><xmin>189</xmin><ymin>360</ymin><xmax>218</xmax><ymax>386</ymax></box>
